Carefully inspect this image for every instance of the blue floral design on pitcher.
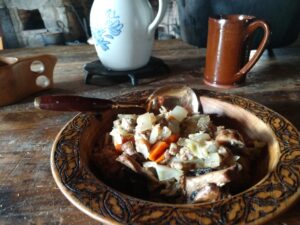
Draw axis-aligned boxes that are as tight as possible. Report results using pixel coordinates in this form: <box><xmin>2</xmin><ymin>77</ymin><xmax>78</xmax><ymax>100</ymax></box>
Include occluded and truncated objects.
<box><xmin>92</xmin><ymin>9</ymin><xmax>124</xmax><ymax>51</ymax></box>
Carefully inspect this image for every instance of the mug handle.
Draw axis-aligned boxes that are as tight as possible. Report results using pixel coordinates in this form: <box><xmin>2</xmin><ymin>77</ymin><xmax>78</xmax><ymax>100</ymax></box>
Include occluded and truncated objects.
<box><xmin>234</xmin><ymin>20</ymin><xmax>270</xmax><ymax>82</ymax></box>
<box><xmin>147</xmin><ymin>0</ymin><xmax>168</xmax><ymax>36</ymax></box>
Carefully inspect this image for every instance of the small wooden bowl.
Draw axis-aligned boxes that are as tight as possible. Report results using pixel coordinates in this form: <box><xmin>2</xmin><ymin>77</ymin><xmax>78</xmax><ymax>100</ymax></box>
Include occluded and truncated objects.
<box><xmin>0</xmin><ymin>55</ymin><xmax>56</xmax><ymax>107</ymax></box>
<box><xmin>51</xmin><ymin>89</ymin><xmax>300</xmax><ymax>225</ymax></box>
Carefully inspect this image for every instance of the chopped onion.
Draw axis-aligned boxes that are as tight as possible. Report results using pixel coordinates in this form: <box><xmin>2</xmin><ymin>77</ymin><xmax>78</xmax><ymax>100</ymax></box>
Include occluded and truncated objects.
<box><xmin>161</xmin><ymin>126</ymin><xmax>172</xmax><ymax>140</ymax></box>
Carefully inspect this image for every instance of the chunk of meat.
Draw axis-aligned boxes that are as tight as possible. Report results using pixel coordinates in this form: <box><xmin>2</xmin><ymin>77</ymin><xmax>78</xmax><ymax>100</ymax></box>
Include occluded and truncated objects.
<box><xmin>135</xmin><ymin>138</ymin><xmax>150</xmax><ymax>159</ymax></box>
<box><xmin>189</xmin><ymin>183</ymin><xmax>221</xmax><ymax>203</ymax></box>
<box><xmin>168</xmin><ymin>143</ymin><xmax>179</xmax><ymax>156</ymax></box>
<box><xmin>116</xmin><ymin>153</ymin><xmax>143</xmax><ymax>173</ymax></box>
<box><xmin>159</xmin><ymin>143</ymin><xmax>179</xmax><ymax>164</ymax></box>
<box><xmin>159</xmin><ymin>179</ymin><xmax>182</xmax><ymax>197</ymax></box>
<box><xmin>181</xmin><ymin>164</ymin><xmax>240</xmax><ymax>197</ymax></box>
<box><xmin>120</xmin><ymin>115</ymin><xmax>137</xmax><ymax>132</ymax></box>
<box><xmin>196</xmin><ymin>114</ymin><xmax>212</xmax><ymax>132</ymax></box>
<box><xmin>170</xmin><ymin>160</ymin><xmax>203</xmax><ymax>173</ymax></box>
<box><xmin>181</xmin><ymin>114</ymin><xmax>212</xmax><ymax>137</ymax></box>
<box><xmin>121</xmin><ymin>141</ymin><xmax>136</xmax><ymax>155</ymax></box>
<box><xmin>215</xmin><ymin>129</ymin><xmax>245</xmax><ymax>148</ymax></box>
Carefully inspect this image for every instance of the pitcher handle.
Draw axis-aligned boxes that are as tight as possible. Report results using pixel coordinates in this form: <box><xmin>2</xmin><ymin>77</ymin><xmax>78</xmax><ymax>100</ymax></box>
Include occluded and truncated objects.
<box><xmin>234</xmin><ymin>20</ymin><xmax>270</xmax><ymax>82</ymax></box>
<box><xmin>148</xmin><ymin>0</ymin><xmax>167</xmax><ymax>36</ymax></box>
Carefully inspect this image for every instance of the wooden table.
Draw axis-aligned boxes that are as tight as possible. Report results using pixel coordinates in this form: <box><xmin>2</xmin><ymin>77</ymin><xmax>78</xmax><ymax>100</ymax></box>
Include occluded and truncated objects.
<box><xmin>0</xmin><ymin>40</ymin><xmax>299</xmax><ymax>224</ymax></box>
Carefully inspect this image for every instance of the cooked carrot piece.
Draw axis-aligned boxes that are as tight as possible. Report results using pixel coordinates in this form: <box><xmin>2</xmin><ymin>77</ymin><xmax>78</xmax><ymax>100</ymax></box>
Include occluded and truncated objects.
<box><xmin>164</xmin><ymin>134</ymin><xmax>179</xmax><ymax>144</ymax></box>
<box><xmin>155</xmin><ymin>153</ymin><xmax>165</xmax><ymax>163</ymax></box>
<box><xmin>123</xmin><ymin>136</ymin><xmax>134</xmax><ymax>143</ymax></box>
<box><xmin>113</xmin><ymin>142</ymin><xmax>122</xmax><ymax>152</ymax></box>
<box><xmin>149</xmin><ymin>141</ymin><xmax>169</xmax><ymax>161</ymax></box>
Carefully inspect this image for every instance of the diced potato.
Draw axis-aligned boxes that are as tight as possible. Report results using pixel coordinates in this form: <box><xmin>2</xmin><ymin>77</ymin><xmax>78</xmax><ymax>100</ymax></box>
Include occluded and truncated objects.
<box><xmin>149</xmin><ymin>124</ymin><xmax>162</xmax><ymax>144</ymax></box>
<box><xmin>169</xmin><ymin>106</ymin><xmax>188</xmax><ymax>122</ymax></box>
<box><xmin>135</xmin><ymin>139</ymin><xmax>150</xmax><ymax>159</ymax></box>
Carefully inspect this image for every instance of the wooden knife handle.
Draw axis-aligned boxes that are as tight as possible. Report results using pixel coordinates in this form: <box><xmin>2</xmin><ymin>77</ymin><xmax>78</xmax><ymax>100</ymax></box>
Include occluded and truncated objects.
<box><xmin>34</xmin><ymin>95</ymin><xmax>114</xmax><ymax>112</ymax></box>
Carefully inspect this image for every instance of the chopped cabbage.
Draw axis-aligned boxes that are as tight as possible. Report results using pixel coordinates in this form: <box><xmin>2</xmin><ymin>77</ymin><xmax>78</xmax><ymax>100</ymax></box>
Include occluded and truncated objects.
<box><xmin>204</xmin><ymin>152</ymin><xmax>222</xmax><ymax>168</ymax></box>
<box><xmin>143</xmin><ymin>161</ymin><xmax>183</xmax><ymax>181</ymax></box>
<box><xmin>188</xmin><ymin>132</ymin><xmax>211</xmax><ymax>143</ymax></box>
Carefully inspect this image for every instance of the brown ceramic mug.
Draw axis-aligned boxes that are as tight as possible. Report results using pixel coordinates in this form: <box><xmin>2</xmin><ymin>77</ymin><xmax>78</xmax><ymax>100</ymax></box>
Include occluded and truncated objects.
<box><xmin>204</xmin><ymin>15</ymin><xmax>270</xmax><ymax>88</ymax></box>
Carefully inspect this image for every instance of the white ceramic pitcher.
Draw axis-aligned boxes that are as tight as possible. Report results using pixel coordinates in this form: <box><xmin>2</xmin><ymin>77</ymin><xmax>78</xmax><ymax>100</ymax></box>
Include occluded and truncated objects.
<box><xmin>90</xmin><ymin>0</ymin><xmax>167</xmax><ymax>71</ymax></box>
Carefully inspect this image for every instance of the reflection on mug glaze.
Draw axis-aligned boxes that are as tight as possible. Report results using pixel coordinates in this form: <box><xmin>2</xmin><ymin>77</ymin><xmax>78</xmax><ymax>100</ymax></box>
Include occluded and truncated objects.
<box><xmin>92</xmin><ymin>9</ymin><xmax>124</xmax><ymax>51</ymax></box>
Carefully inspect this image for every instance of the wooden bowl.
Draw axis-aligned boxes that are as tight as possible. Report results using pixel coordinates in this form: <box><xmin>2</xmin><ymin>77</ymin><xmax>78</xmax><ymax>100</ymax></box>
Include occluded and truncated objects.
<box><xmin>0</xmin><ymin>55</ymin><xmax>57</xmax><ymax>106</ymax></box>
<box><xmin>51</xmin><ymin>89</ymin><xmax>300</xmax><ymax>225</ymax></box>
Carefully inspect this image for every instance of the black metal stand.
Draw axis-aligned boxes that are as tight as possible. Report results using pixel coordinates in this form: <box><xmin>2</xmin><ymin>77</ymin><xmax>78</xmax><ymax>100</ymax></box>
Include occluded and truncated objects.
<box><xmin>83</xmin><ymin>57</ymin><xmax>170</xmax><ymax>86</ymax></box>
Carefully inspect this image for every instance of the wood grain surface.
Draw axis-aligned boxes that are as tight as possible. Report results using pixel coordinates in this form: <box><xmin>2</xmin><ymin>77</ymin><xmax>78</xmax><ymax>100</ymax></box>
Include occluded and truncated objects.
<box><xmin>0</xmin><ymin>40</ymin><xmax>299</xmax><ymax>225</ymax></box>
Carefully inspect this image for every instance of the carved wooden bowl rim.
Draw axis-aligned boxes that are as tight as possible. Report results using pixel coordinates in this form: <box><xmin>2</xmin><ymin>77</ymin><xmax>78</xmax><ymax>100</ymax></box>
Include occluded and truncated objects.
<box><xmin>51</xmin><ymin>89</ymin><xmax>300</xmax><ymax>225</ymax></box>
